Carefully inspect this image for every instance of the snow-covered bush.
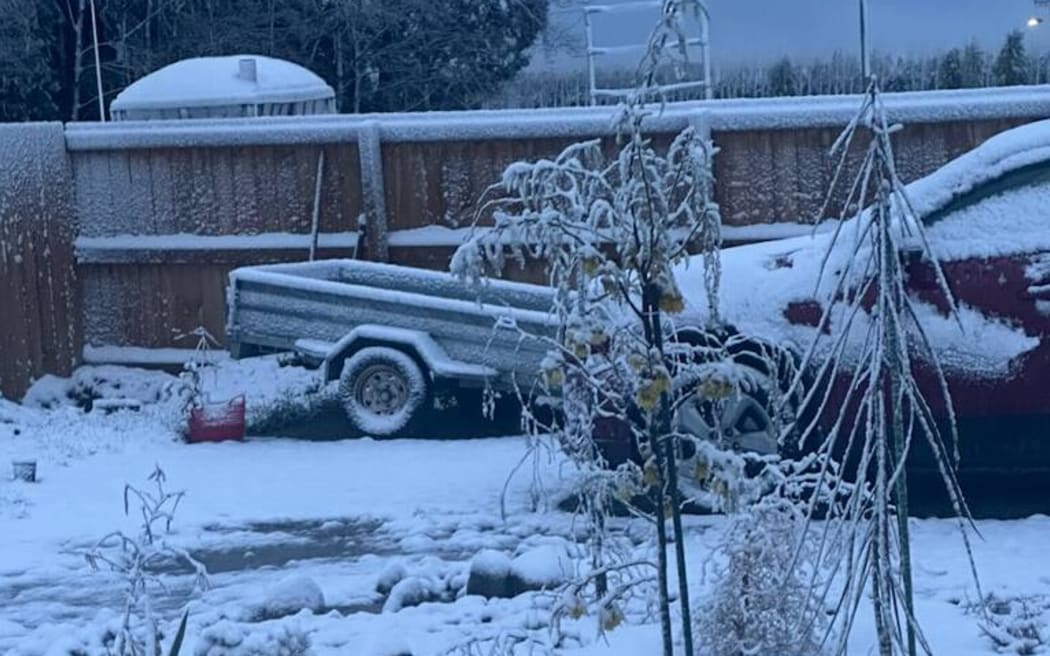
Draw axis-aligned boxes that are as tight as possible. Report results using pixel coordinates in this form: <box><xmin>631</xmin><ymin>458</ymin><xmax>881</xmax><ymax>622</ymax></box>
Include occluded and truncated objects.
<box><xmin>975</xmin><ymin>594</ymin><xmax>1049</xmax><ymax>655</ymax></box>
<box><xmin>84</xmin><ymin>465</ymin><xmax>208</xmax><ymax>656</ymax></box>
<box><xmin>696</xmin><ymin>496</ymin><xmax>826</xmax><ymax>656</ymax></box>
<box><xmin>22</xmin><ymin>366</ymin><xmax>186</xmax><ymax>412</ymax></box>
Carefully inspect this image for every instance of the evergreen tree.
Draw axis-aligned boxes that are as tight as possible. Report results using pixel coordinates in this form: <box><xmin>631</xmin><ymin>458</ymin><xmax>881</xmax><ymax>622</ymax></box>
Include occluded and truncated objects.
<box><xmin>0</xmin><ymin>0</ymin><xmax>548</xmax><ymax>120</ymax></box>
<box><xmin>766</xmin><ymin>56</ymin><xmax>798</xmax><ymax>96</ymax></box>
<box><xmin>0</xmin><ymin>0</ymin><xmax>60</xmax><ymax>121</ymax></box>
<box><xmin>937</xmin><ymin>48</ymin><xmax>964</xmax><ymax>89</ymax></box>
<box><xmin>994</xmin><ymin>30</ymin><xmax>1028</xmax><ymax>86</ymax></box>
<box><xmin>961</xmin><ymin>40</ymin><xmax>988</xmax><ymax>88</ymax></box>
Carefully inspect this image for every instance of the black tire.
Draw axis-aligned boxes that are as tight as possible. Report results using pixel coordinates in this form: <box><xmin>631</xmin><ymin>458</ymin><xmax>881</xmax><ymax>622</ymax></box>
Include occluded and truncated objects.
<box><xmin>668</xmin><ymin>326</ymin><xmax>801</xmax><ymax>456</ymax></box>
<box><xmin>339</xmin><ymin>347</ymin><xmax>428</xmax><ymax>437</ymax></box>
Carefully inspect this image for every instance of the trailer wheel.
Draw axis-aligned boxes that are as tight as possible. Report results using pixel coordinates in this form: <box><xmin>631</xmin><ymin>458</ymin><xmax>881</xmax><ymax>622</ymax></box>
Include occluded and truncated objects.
<box><xmin>339</xmin><ymin>347</ymin><xmax>428</xmax><ymax>437</ymax></box>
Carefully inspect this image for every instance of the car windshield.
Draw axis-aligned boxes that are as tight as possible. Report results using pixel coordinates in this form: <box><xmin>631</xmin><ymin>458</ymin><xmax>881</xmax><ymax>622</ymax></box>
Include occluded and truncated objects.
<box><xmin>923</xmin><ymin>162</ymin><xmax>1050</xmax><ymax>261</ymax></box>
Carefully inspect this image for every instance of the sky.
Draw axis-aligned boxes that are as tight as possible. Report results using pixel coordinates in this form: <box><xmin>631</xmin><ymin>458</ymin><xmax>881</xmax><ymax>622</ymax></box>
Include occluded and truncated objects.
<box><xmin>534</xmin><ymin>0</ymin><xmax>1044</xmax><ymax>70</ymax></box>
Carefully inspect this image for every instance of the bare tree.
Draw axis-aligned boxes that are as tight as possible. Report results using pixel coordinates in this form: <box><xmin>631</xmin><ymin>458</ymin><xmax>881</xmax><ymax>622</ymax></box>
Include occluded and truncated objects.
<box><xmin>795</xmin><ymin>78</ymin><xmax>983</xmax><ymax>656</ymax></box>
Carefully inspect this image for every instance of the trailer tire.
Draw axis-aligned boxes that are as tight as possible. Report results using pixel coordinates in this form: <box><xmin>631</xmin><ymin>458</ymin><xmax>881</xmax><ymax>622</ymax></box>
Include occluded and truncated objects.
<box><xmin>339</xmin><ymin>347</ymin><xmax>429</xmax><ymax>437</ymax></box>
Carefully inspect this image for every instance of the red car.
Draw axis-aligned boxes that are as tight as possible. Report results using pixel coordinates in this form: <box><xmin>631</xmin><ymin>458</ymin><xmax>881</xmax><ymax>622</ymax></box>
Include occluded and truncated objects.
<box><xmin>600</xmin><ymin>119</ymin><xmax>1050</xmax><ymax>486</ymax></box>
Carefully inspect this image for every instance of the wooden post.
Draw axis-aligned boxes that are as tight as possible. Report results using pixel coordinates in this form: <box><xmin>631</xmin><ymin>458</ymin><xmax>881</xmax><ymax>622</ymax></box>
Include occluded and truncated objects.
<box><xmin>357</xmin><ymin>121</ymin><xmax>389</xmax><ymax>262</ymax></box>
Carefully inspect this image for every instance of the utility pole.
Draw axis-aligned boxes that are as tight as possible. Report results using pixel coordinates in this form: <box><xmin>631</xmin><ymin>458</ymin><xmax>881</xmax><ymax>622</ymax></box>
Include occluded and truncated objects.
<box><xmin>859</xmin><ymin>0</ymin><xmax>871</xmax><ymax>80</ymax></box>
<box><xmin>89</xmin><ymin>0</ymin><xmax>106</xmax><ymax>121</ymax></box>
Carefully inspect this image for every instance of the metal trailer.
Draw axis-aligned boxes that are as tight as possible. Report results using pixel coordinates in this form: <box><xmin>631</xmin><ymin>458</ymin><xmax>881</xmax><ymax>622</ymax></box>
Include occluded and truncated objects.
<box><xmin>226</xmin><ymin>259</ymin><xmax>557</xmax><ymax>435</ymax></box>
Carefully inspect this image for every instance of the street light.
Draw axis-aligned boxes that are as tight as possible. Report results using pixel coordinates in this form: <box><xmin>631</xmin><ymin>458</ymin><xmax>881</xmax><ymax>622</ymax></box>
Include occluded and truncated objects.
<box><xmin>1028</xmin><ymin>16</ymin><xmax>1044</xmax><ymax>27</ymax></box>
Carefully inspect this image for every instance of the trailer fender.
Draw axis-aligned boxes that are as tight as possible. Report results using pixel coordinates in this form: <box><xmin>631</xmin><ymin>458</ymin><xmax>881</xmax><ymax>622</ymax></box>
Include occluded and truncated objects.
<box><xmin>319</xmin><ymin>325</ymin><xmax>497</xmax><ymax>385</ymax></box>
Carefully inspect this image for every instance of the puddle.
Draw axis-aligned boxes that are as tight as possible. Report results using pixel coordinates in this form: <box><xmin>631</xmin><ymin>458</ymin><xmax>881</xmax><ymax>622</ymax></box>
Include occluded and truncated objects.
<box><xmin>173</xmin><ymin>517</ymin><xmax>391</xmax><ymax>574</ymax></box>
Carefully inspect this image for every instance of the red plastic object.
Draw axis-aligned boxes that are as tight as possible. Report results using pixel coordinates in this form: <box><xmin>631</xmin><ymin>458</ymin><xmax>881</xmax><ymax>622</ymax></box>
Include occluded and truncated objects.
<box><xmin>188</xmin><ymin>395</ymin><xmax>246</xmax><ymax>443</ymax></box>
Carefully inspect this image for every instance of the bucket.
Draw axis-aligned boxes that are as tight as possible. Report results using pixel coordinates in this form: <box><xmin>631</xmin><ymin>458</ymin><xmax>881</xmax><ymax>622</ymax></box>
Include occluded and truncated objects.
<box><xmin>12</xmin><ymin>460</ymin><xmax>36</xmax><ymax>483</ymax></box>
<box><xmin>188</xmin><ymin>395</ymin><xmax>246</xmax><ymax>443</ymax></box>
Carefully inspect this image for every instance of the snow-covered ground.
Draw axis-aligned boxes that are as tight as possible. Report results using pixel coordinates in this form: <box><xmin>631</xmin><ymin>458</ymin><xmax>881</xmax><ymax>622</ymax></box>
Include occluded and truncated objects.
<box><xmin>1</xmin><ymin>359</ymin><xmax>1048</xmax><ymax>655</ymax></box>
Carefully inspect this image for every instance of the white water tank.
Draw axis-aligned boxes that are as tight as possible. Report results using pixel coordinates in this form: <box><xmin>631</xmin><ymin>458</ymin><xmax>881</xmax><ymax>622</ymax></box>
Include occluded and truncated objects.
<box><xmin>110</xmin><ymin>54</ymin><xmax>337</xmax><ymax>121</ymax></box>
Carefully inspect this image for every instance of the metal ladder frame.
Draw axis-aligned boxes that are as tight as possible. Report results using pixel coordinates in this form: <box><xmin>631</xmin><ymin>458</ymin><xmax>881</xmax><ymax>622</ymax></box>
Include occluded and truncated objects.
<box><xmin>584</xmin><ymin>0</ymin><xmax>712</xmax><ymax>105</ymax></box>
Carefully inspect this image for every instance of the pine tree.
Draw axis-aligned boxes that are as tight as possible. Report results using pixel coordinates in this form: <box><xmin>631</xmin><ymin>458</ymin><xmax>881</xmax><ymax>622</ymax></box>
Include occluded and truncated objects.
<box><xmin>767</xmin><ymin>57</ymin><xmax>798</xmax><ymax>96</ymax></box>
<box><xmin>800</xmin><ymin>78</ymin><xmax>984</xmax><ymax>656</ymax></box>
<box><xmin>937</xmin><ymin>48</ymin><xmax>963</xmax><ymax>89</ymax></box>
<box><xmin>0</xmin><ymin>0</ymin><xmax>59</xmax><ymax>121</ymax></box>
<box><xmin>994</xmin><ymin>30</ymin><xmax>1028</xmax><ymax>86</ymax></box>
<box><xmin>961</xmin><ymin>40</ymin><xmax>988</xmax><ymax>88</ymax></box>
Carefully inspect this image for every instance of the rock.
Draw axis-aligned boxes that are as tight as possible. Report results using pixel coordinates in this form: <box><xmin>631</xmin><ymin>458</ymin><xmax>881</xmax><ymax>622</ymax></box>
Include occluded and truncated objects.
<box><xmin>382</xmin><ymin>576</ymin><xmax>434</xmax><ymax>613</ymax></box>
<box><xmin>376</xmin><ymin>562</ymin><xmax>407</xmax><ymax>596</ymax></box>
<box><xmin>465</xmin><ymin>549</ymin><xmax>513</xmax><ymax>599</ymax></box>
<box><xmin>507</xmin><ymin>544</ymin><xmax>574</xmax><ymax>596</ymax></box>
<box><xmin>256</xmin><ymin>575</ymin><xmax>325</xmax><ymax>620</ymax></box>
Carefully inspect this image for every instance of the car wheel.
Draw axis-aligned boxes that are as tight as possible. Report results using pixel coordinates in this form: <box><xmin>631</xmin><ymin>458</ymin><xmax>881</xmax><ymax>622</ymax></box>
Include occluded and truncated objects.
<box><xmin>675</xmin><ymin>385</ymin><xmax>780</xmax><ymax>456</ymax></box>
<box><xmin>339</xmin><ymin>347</ymin><xmax>428</xmax><ymax>437</ymax></box>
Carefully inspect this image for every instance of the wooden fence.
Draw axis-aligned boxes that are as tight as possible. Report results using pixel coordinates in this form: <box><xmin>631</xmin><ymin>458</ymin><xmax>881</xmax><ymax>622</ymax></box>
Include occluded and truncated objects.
<box><xmin>2</xmin><ymin>86</ymin><xmax>1050</xmax><ymax>399</ymax></box>
<box><xmin>0</xmin><ymin>124</ymin><xmax>79</xmax><ymax>400</ymax></box>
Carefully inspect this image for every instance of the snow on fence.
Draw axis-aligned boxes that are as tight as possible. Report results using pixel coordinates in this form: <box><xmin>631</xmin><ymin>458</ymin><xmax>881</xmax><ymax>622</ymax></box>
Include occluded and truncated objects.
<box><xmin>1</xmin><ymin>86</ymin><xmax>1049</xmax><ymax>398</ymax></box>
<box><xmin>0</xmin><ymin>124</ymin><xmax>79</xmax><ymax>401</ymax></box>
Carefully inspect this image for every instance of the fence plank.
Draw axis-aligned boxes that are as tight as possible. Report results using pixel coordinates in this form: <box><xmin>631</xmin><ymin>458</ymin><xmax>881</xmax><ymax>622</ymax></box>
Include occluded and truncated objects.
<box><xmin>0</xmin><ymin>124</ymin><xmax>78</xmax><ymax>400</ymax></box>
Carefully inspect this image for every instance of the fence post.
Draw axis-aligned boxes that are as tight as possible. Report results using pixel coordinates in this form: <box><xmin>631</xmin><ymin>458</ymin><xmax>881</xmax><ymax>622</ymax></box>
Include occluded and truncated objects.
<box><xmin>357</xmin><ymin>121</ymin><xmax>389</xmax><ymax>262</ymax></box>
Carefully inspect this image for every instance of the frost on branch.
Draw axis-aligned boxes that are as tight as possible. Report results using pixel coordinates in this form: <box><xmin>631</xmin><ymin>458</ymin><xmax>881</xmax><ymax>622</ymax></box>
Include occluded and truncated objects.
<box><xmin>452</xmin><ymin>84</ymin><xmax>737</xmax><ymax>656</ymax></box>
<box><xmin>697</xmin><ymin>496</ymin><xmax>827</xmax><ymax>656</ymax></box>
<box><xmin>84</xmin><ymin>465</ymin><xmax>208</xmax><ymax>656</ymax></box>
<box><xmin>796</xmin><ymin>78</ymin><xmax>983</xmax><ymax>656</ymax></box>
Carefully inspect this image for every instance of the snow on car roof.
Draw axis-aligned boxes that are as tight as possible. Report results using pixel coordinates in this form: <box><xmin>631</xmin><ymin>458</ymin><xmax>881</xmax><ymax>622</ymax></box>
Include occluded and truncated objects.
<box><xmin>676</xmin><ymin>118</ymin><xmax>1050</xmax><ymax>372</ymax></box>
<box><xmin>110</xmin><ymin>55</ymin><xmax>335</xmax><ymax>111</ymax></box>
<box><xmin>905</xmin><ymin>117</ymin><xmax>1050</xmax><ymax>221</ymax></box>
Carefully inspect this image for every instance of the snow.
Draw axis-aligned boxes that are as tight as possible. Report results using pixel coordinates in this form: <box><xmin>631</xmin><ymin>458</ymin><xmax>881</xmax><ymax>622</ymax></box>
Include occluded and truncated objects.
<box><xmin>905</xmin><ymin>118</ymin><xmax>1050</xmax><ymax>233</ymax></box>
<box><xmin>677</xmin><ymin>232</ymin><xmax>1039</xmax><ymax>376</ymax></box>
<box><xmin>110</xmin><ymin>55</ymin><xmax>335</xmax><ymax>112</ymax></box>
<box><xmin>919</xmin><ymin>161</ymin><xmax>1050</xmax><ymax>262</ymax></box>
<box><xmin>675</xmin><ymin>116</ymin><xmax>1050</xmax><ymax>376</ymax></box>
<box><xmin>67</xmin><ymin>84</ymin><xmax>1050</xmax><ymax>150</ymax></box>
<box><xmin>22</xmin><ymin>365</ymin><xmax>183</xmax><ymax>410</ymax></box>
<box><xmin>381</xmin><ymin>222</ymin><xmax>832</xmax><ymax>249</ymax></box>
<box><xmin>320</xmin><ymin>326</ymin><xmax>497</xmax><ymax>382</ymax></box>
<box><xmin>75</xmin><ymin>232</ymin><xmax>360</xmax><ymax>262</ymax></box>
<box><xmin>231</xmin><ymin>260</ymin><xmax>558</xmax><ymax>333</ymax></box>
<box><xmin>18</xmin><ymin>356</ymin><xmax>322</xmax><ymax>432</ymax></box>
<box><xmin>82</xmin><ymin>346</ymin><xmax>230</xmax><ymax>366</ymax></box>
<box><xmin>256</xmin><ymin>576</ymin><xmax>325</xmax><ymax>620</ymax></box>
<box><xmin>0</xmin><ymin>361</ymin><xmax>1048</xmax><ymax>655</ymax></box>
<box><xmin>1028</xmin><ymin>253</ymin><xmax>1050</xmax><ymax>284</ymax></box>
<box><xmin>509</xmin><ymin>543</ymin><xmax>574</xmax><ymax>589</ymax></box>
<box><xmin>470</xmin><ymin>549</ymin><xmax>512</xmax><ymax>579</ymax></box>
<box><xmin>339</xmin><ymin>347</ymin><xmax>427</xmax><ymax>436</ymax></box>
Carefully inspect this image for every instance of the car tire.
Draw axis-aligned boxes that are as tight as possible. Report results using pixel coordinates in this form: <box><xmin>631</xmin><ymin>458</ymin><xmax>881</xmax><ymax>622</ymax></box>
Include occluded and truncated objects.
<box><xmin>339</xmin><ymin>347</ymin><xmax>429</xmax><ymax>437</ymax></box>
<box><xmin>667</xmin><ymin>327</ymin><xmax>808</xmax><ymax>505</ymax></box>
